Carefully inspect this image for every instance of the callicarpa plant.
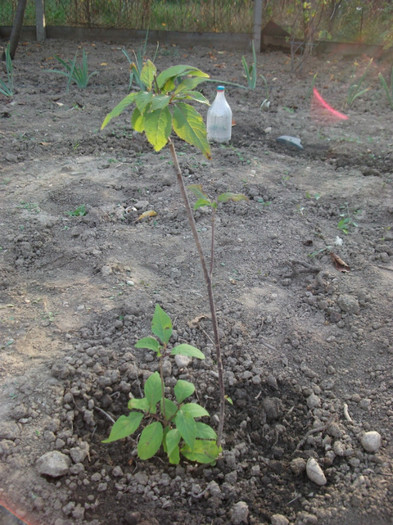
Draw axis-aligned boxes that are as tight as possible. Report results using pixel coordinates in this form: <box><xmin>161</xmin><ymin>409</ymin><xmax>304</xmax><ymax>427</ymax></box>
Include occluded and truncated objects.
<box><xmin>101</xmin><ymin>60</ymin><xmax>246</xmax><ymax>453</ymax></box>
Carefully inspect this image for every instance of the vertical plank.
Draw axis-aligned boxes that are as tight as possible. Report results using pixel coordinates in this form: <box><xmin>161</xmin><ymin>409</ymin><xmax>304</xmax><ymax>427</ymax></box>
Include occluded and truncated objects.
<box><xmin>253</xmin><ymin>0</ymin><xmax>263</xmax><ymax>52</ymax></box>
<box><xmin>35</xmin><ymin>0</ymin><xmax>46</xmax><ymax>42</ymax></box>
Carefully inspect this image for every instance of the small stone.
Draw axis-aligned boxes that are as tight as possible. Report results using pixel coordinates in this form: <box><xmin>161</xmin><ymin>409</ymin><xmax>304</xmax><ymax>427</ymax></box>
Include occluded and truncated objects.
<box><xmin>327</xmin><ymin>422</ymin><xmax>343</xmax><ymax>438</ymax></box>
<box><xmin>360</xmin><ymin>431</ymin><xmax>382</xmax><ymax>453</ymax></box>
<box><xmin>101</xmin><ymin>265</ymin><xmax>112</xmax><ymax>276</ymax></box>
<box><xmin>134</xmin><ymin>200</ymin><xmax>149</xmax><ymax>210</ymax></box>
<box><xmin>70</xmin><ymin>442</ymin><xmax>89</xmax><ymax>463</ymax></box>
<box><xmin>0</xmin><ymin>421</ymin><xmax>20</xmax><ymax>440</ymax></box>
<box><xmin>230</xmin><ymin>501</ymin><xmax>249</xmax><ymax>524</ymax></box>
<box><xmin>333</xmin><ymin>440</ymin><xmax>346</xmax><ymax>457</ymax></box>
<box><xmin>295</xmin><ymin>511</ymin><xmax>318</xmax><ymax>524</ymax></box>
<box><xmin>337</xmin><ymin>294</ymin><xmax>360</xmax><ymax>314</ymax></box>
<box><xmin>112</xmin><ymin>466</ymin><xmax>123</xmax><ymax>477</ymax></box>
<box><xmin>271</xmin><ymin>514</ymin><xmax>290</xmax><ymax>525</ymax></box>
<box><xmin>359</xmin><ymin>398</ymin><xmax>371</xmax><ymax>410</ymax></box>
<box><xmin>306</xmin><ymin>457</ymin><xmax>327</xmax><ymax>486</ymax></box>
<box><xmin>290</xmin><ymin>457</ymin><xmax>306</xmax><ymax>475</ymax></box>
<box><xmin>306</xmin><ymin>393</ymin><xmax>321</xmax><ymax>409</ymax></box>
<box><xmin>36</xmin><ymin>451</ymin><xmax>71</xmax><ymax>478</ymax></box>
<box><xmin>174</xmin><ymin>354</ymin><xmax>191</xmax><ymax>368</ymax></box>
<box><xmin>262</xmin><ymin>397</ymin><xmax>282</xmax><ymax>420</ymax></box>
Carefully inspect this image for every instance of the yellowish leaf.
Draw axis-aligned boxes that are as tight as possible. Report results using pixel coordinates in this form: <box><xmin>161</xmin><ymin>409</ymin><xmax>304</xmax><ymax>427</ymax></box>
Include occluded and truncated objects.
<box><xmin>137</xmin><ymin>210</ymin><xmax>157</xmax><ymax>221</ymax></box>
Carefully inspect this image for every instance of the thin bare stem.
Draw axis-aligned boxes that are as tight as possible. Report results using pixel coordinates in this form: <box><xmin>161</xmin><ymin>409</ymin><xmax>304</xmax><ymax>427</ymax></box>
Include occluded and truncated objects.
<box><xmin>168</xmin><ymin>138</ymin><xmax>225</xmax><ymax>446</ymax></box>
<box><xmin>210</xmin><ymin>208</ymin><xmax>216</xmax><ymax>278</ymax></box>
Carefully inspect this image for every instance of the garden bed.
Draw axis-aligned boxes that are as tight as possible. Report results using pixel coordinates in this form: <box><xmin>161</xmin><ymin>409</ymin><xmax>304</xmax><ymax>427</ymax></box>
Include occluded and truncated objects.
<box><xmin>0</xmin><ymin>38</ymin><xmax>392</xmax><ymax>525</ymax></box>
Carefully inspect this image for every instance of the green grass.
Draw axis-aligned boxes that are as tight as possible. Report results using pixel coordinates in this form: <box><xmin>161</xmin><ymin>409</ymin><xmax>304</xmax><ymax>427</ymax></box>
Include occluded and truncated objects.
<box><xmin>0</xmin><ymin>0</ymin><xmax>253</xmax><ymax>33</ymax></box>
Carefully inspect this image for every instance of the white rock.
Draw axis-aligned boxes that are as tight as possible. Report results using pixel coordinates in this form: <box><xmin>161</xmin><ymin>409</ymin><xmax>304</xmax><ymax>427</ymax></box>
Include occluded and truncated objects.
<box><xmin>70</xmin><ymin>442</ymin><xmax>89</xmax><ymax>463</ymax></box>
<box><xmin>333</xmin><ymin>440</ymin><xmax>346</xmax><ymax>457</ymax></box>
<box><xmin>174</xmin><ymin>354</ymin><xmax>191</xmax><ymax>368</ymax></box>
<box><xmin>230</xmin><ymin>501</ymin><xmax>249</xmax><ymax>524</ymax></box>
<box><xmin>360</xmin><ymin>431</ymin><xmax>382</xmax><ymax>453</ymax></box>
<box><xmin>36</xmin><ymin>451</ymin><xmax>71</xmax><ymax>478</ymax></box>
<box><xmin>271</xmin><ymin>514</ymin><xmax>290</xmax><ymax>525</ymax></box>
<box><xmin>306</xmin><ymin>457</ymin><xmax>327</xmax><ymax>486</ymax></box>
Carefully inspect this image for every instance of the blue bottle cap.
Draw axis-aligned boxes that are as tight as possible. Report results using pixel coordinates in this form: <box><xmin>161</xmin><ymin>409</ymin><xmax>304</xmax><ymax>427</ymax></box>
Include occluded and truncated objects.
<box><xmin>217</xmin><ymin>86</ymin><xmax>225</xmax><ymax>91</ymax></box>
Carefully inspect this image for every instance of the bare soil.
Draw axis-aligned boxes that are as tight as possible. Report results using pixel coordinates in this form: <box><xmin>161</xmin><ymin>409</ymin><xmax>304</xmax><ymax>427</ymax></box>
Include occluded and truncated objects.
<box><xmin>0</xmin><ymin>38</ymin><xmax>393</xmax><ymax>525</ymax></box>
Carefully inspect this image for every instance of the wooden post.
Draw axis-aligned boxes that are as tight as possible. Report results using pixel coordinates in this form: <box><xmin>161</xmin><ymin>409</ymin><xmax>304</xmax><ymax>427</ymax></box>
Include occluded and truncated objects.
<box><xmin>253</xmin><ymin>0</ymin><xmax>263</xmax><ymax>52</ymax></box>
<box><xmin>3</xmin><ymin>0</ymin><xmax>27</xmax><ymax>59</ymax></box>
<box><xmin>35</xmin><ymin>0</ymin><xmax>46</xmax><ymax>42</ymax></box>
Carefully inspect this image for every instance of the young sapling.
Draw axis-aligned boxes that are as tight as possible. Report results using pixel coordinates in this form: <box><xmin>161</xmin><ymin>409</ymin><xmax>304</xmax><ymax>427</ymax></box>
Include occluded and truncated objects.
<box><xmin>103</xmin><ymin>305</ymin><xmax>221</xmax><ymax>464</ymax></box>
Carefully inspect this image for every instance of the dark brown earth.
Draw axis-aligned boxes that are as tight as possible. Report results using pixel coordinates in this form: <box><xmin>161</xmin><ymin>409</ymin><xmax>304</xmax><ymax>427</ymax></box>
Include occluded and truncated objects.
<box><xmin>0</xmin><ymin>37</ymin><xmax>392</xmax><ymax>525</ymax></box>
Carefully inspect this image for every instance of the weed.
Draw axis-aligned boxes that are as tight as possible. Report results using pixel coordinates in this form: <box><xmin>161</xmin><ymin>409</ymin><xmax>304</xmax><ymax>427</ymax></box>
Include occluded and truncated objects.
<box><xmin>122</xmin><ymin>31</ymin><xmax>159</xmax><ymax>91</ymax></box>
<box><xmin>260</xmin><ymin>73</ymin><xmax>271</xmax><ymax>110</ymax></box>
<box><xmin>337</xmin><ymin>203</ymin><xmax>360</xmax><ymax>234</ymax></box>
<box><xmin>65</xmin><ymin>204</ymin><xmax>87</xmax><ymax>217</ymax></box>
<box><xmin>241</xmin><ymin>41</ymin><xmax>257</xmax><ymax>89</ymax></box>
<box><xmin>305</xmin><ymin>191</ymin><xmax>321</xmax><ymax>200</ymax></box>
<box><xmin>18</xmin><ymin>201</ymin><xmax>40</xmax><ymax>213</ymax></box>
<box><xmin>46</xmin><ymin>50</ymin><xmax>97</xmax><ymax>90</ymax></box>
<box><xmin>346</xmin><ymin>58</ymin><xmax>373</xmax><ymax>108</ymax></box>
<box><xmin>378</xmin><ymin>66</ymin><xmax>393</xmax><ymax>109</ymax></box>
<box><xmin>103</xmin><ymin>305</ymin><xmax>221</xmax><ymax>464</ymax></box>
<box><xmin>0</xmin><ymin>45</ymin><xmax>14</xmax><ymax>97</ymax></box>
<box><xmin>306</xmin><ymin>73</ymin><xmax>318</xmax><ymax>100</ymax></box>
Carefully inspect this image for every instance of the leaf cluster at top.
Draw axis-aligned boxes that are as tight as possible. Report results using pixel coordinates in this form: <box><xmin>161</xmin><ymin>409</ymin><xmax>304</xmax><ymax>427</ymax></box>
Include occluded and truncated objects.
<box><xmin>101</xmin><ymin>61</ymin><xmax>211</xmax><ymax>158</ymax></box>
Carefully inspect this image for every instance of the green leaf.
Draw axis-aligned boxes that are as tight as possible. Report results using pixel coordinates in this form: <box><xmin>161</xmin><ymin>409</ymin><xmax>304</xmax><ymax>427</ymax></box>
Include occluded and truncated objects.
<box><xmin>218</xmin><ymin>192</ymin><xmax>248</xmax><ymax>203</ymax></box>
<box><xmin>194</xmin><ymin>198</ymin><xmax>213</xmax><ymax>211</ymax></box>
<box><xmin>171</xmin><ymin>343</ymin><xmax>205</xmax><ymax>360</ymax></box>
<box><xmin>180</xmin><ymin>91</ymin><xmax>210</xmax><ymax>105</ymax></box>
<box><xmin>157</xmin><ymin>65</ymin><xmax>209</xmax><ymax>90</ymax></box>
<box><xmin>101</xmin><ymin>92</ymin><xmax>137</xmax><ymax>130</ymax></box>
<box><xmin>144</xmin><ymin>372</ymin><xmax>163</xmax><ymax>413</ymax></box>
<box><xmin>174</xmin><ymin>379</ymin><xmax>195</xmax><ymax>403</ymax></box>
<box><xmin>195</xmin><ymin>422</ymin><xmax>217</xmax><ymax>440</ymax></box>
<box><xmin>174</xmin><ymin>77</ymin><xmax>207</xmax><ymax>94</ymax></box>
<box><xmin>144</xmin><ymin>107</ymin><xmax>172</xmax><ymax>152</ymax></box>
<box><xmin>131</xmin><ymin>107</ymin><xmax>144</xmax><ymax>132</ymax></box>
<box><xmin>128</xmin><ymin>397</ymin><xmax>149</xmax><ymax>411</ymax></box>
<box><xmin>181</xmin><ymin>402</ymin><xmax>209</xmax><ymax>418</ymax></box>
<box><xmin>140</xmin><ymin>60</ymin><xmax>156</xmax><ymax>91</ymax></box>
<box><xmin>138</xmin><ymin>421</ymin><xmax>163</xmax><ymax>460</ymax></box>
<box><xmin>151</xmin><ymin>304</ymin><xmax>172</xmax><ymax>344</ymax></box>
<box><xmin>175</xmin><ymin>409</ymin><xmax>196</xmax><ymax>449</ymax></box>
<box><xmin>181</xmin><ymin>440</ymin><xmax>221</xmax><ymax>464</ymax></box>
<box><xmin>135</xmin><ymin>336</ymin><xmax>160</xmax><ymax>352</ymax></box>
<box><xmin>188</xmin><ymin>184</ymin><xmax>209</xmax><ymax>201</ymax></box>
<box><xmin>102</xmin><ymin>412</ymin><xmax>143</xmax><ymax>443</ymax></box>
<box><xmin>135</xmin><ymin>91</ymin><xmax>153</xmax><ymax>114</ymax></box>
<box><xmin>161</xmin><ymin>397</ymin><xmax>178</xmax><ymax>421</ymax></box>
<box><xmin>172</xmin><ymin>103</ymin><xmax>211</xmax><ymax>159</ymax></box>
<box><xmin>165</xmin><ymin>428</ymin><xmax>181</xmax><ymax>457</ymax></box>
<box><xmin>151</xmin><ymin>94</ymin><xmax>171</xmax><ymax>110</ymax></box>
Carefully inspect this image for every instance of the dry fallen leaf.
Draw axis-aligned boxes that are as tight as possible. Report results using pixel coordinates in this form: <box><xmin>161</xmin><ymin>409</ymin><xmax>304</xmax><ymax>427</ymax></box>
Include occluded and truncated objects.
<box><xmin>136</xmin><ymin>210</ymin><xmax>157</xmax><ymax>221</ymax></box>
<box><xmin>187</xmin><ymin>314</ymin><xmax>207</xmax><ymax>328</ymax></box>
<box><xmin>330</xmin><ymin>252</ymin><xmax>350</xmax><ymax>272</ymax></box>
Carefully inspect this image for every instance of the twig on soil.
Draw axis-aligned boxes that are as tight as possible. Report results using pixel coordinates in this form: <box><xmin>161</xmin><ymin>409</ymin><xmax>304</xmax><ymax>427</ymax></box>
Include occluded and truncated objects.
<box><xmin>260</xmin><ymin>337</ymin><xmax>276</xmax><ymax>352</ymax></box>
<box><xmin>94</xmin><ymin>406</ymin><xmax>116</xmax><ymax>424</ymax></box>
<box><xmin>286</xmin><ymin>259</ymin><xmax>321</xmax><ymax>278</ymax></box>
<box><xmin>293</xmin><ymin>414</ymin><xmax>337</xmax><ymax>454</ymax></box>
<box><xmin>287</xmin><ymin>492</ymin><xmax>302</xmax><ymax>505</ymax></box>
<box><xmin>377</xmin><ymin>265</ymin><xmax>393</xmax><ymax>273</ymax></box>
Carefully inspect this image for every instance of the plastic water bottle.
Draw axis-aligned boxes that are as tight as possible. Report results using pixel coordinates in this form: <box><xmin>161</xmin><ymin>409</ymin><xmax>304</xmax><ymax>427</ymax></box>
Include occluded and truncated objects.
<box><xmin>207</xmin><ymin>86</ymin><xmax>232</xmax><ymax>143</ymax></box>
